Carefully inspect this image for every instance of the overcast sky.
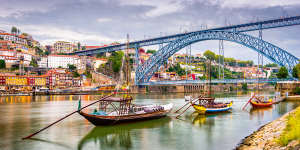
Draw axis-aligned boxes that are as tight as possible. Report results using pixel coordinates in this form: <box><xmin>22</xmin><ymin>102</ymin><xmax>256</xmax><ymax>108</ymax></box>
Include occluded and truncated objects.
<box><xmin>0</xmin><ymin>0</ymin><xmax>300</xmax><ymax>63</ymax></box>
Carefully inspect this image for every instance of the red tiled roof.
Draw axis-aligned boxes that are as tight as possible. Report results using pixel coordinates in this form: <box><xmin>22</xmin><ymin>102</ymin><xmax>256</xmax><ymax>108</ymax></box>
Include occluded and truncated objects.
<box><xmin>0</xmin><ymin>55</ymin><xmax>17</xmax><ymax>57</ymax></box>
<box><xmin>0</xmin><ymin>49</ymin><xmax>15</xmax><ymax>51</ymax></box>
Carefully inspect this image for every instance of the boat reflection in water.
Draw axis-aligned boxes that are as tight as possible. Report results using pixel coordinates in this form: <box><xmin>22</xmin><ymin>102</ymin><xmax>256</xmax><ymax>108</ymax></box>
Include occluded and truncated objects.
<box><xmin>77</xmin><ymin>118</ymin><xmax>171</xmax><ymax>150</ymax></box>
<box><xmin>249</xmin><ymin>107</ymin><xmax>273</xmax><ymax>120</ymax></box>
<box><xmin>191</xmin><ymin>112</ymin><xmax>232</xmax><ymax>127</ymax></box>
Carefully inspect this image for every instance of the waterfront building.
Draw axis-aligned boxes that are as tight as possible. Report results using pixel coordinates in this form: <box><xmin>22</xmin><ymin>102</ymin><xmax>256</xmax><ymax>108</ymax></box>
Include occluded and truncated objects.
<box><xmin>46</xmin><ymin>69</ymin><xmax>81</xmax><ymax>88</ymax></box>
<box><xmin>53</xmin><ymin>41</ymin><xmax>74</xmax><ymax>54</ymax></box>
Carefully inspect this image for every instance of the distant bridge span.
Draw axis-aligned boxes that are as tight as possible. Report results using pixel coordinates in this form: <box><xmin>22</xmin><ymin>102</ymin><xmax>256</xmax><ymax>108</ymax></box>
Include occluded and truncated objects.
<box><xmin>136</xmin><ymin>30</ymin><xmax>299</xmax><ymax>83</ymax></box>
<box><xmin>73</xmin><ymin>16</ymin><xmax>300</xmax><ymax>55</ymax></box>
<box><xmin>72</xmin><ymin>16</ymin><xmax>300</xmax><ymax>85</ymax></box>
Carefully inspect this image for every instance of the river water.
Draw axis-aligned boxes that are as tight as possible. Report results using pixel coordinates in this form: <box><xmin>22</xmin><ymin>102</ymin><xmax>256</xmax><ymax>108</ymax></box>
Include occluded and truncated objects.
<box><xmin>0</xmin><ymin>92</ymin><xmax>299</xmax><ymax>150</ymax></box>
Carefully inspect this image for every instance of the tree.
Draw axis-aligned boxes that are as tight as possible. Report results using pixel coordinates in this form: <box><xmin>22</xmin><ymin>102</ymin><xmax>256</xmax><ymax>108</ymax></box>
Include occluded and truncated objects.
<box><xmin>146</xmin><ymin>50</ymin><xmax>156</xmax><ymax>54</ymax></box>
<box><xmin>84</xmin><ymin>70</ymin><xmax>92</xmax><ymax>78</ymax></box>
<box><xmin>265</xmin><ymin>63</ymin><xmax>278</xmax><ymax>68</ymax></box>
<box><xmin>67</xmin><ymin>64</ymin><xmax>77</xmax><ymax>71</ymax></box>
<box><xmin>109</xmin><ymin>51</ymin><xmax>124</xmax><ymax>73</ymax></box>
<box><xmin>277</xmin><ymin>66</ymin><xmax>288</xmax><ymax>79</ymax></box>
<box><xmin>34</xmin><ymin>46</ymin><xmax>44</xmax><ymax>56</ymax></box>
<box><xmin>0</xmin><ymin>60</ymin><xmax>6</xmax><ymax>69</ymax></box>
<box><xmin>167</xmin><ymin>64</ymin><xmax>186</xmax><ymax>76</ymax></box>
<box><xmin>73</xmin><ymin>71</ymin><xmax>80</xmax><ymax>78</ymax></box>
<box><xmin>21</xmin><ymin>33</ymin><xmax>29</xmax><ymax>36</ymax></box>
<box><xmin>29</xmin><ymin>58</ymin><xmax>38</xmax><ymax>67</ymax></box>
<box><xmin>292</xmin><ymin>64</ymin><xmax>300</xmax><ymax>79</ymax></box>
<box><xmin>242</xmin><ymin>83</ymin><xmax>248</xmax><ymax>91</ymax></box>
<box><xmin>77</xmin><ymin>42</ymin><xmax>81</xmax><ymax>50</ymax></box>
<box><xmin>11</xmin><ymin>26</ymin><xmax>18</xmax><ymax>34</ymax></box>
<box><xmin>203</xmin><ymin>50</ymin><xmax>216</xmax><ymax>61</ymax></box>
<box><xmin>44</xmin><ymin>51</ymin><xmax>50</xmax><ymax>56</ymax></box>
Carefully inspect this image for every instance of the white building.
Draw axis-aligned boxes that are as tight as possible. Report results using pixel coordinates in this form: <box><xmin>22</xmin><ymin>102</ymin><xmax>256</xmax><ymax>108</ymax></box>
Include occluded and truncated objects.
<box><xmin>16</xmin><ymin>52</ymin><xmax>33</xmax><ymax>66</ymax></box>
<box><xmin>93</xmin><ymin>58</ymin><xmax>107</xmax><ymax>70</ymax></box>
<box><xmin>47</xmin><ymin>55</ymin><xmax>81</xmax><ymax>69</ymax></box>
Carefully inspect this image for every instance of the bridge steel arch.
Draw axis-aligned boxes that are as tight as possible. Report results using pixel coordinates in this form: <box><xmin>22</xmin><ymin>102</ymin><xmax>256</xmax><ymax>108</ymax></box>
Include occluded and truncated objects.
<box><xmin>136</xmin><ymin>30</ymin><xmax>299</xmax><ymax>84</ymax></box>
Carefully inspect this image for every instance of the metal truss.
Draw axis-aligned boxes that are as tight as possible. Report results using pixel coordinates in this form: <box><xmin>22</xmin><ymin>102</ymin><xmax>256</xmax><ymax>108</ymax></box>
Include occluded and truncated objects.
<box><xmin>136</xmin><ymin>30</ymin><xmax>299</xmax><ymax>84</ymax></box>
<box><xmin>139</xmin><ymin>78</ymin><xmax>297</xmax><ymax>86</ymax></box>
<box><xmin>73</xmin><ymin>15</ymin><xmax>300</xmax><ymax>56</ymax></box>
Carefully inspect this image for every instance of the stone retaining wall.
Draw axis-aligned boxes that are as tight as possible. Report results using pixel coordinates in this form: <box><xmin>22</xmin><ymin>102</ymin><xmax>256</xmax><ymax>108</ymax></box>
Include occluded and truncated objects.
<box><xmin>236</xmin><ymin>106</ymin><xmax>300</xmax><ymax>150</ymax></box>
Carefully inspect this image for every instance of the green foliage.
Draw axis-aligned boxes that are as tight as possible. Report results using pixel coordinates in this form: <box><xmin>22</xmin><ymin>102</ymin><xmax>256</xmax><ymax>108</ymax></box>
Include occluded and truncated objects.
<box><xmin>73</xmin><ymin>71</ymin><xmax>80</xmax><ymax>78</ymax></box>
<box><xmin>242</xmin><ymin>83</ymin><xmax>248</xmax><ymax>91</ymax></box>
<box><xmin>82</xmin><ymin>46</ymin><xmax>86</xmax><ymax>50</ymax></box>
<box><xmin>67</xmin><ymin>64</ymin><xmax>77</xmax><ymax>71</ymax></box>
<box><xmin>11</xmin><ymin>26</ymin><xmax>18</xmax><ymax>34</ymax></box>
<box><xmin>203</xmin><ymin>50</ymin><xmax>216</xmax><ymax>60</ymax></box>
<box><xmin>44</xmin><ymin>51</ymin><xmax>50</xmax><ymax>55</ymax></box>
<box><xmin>57</xmin><ymin>53</ymin><xmax>67</xmax><ymax>55</ymax></box>
<box><xmin>146</xmin><ymin>49</ymin><xmax>156</xmax><ymax>54</ymax></box>
<box><xmin>277</xmin><ymin>66</ymin><xmax>288</xmax><ymax>79</ymax></box>
<box><xmin>29</xmin><ymin>58</ymin><xmax>38</xmax><ymax>67</ymax></box>
<box><xmin>77</xmin><ymin>42</ymin><xmax>81</xmax><ymax>50</ymax></box>
<box><xmin>167</xmin><ymin>63</ymin><xmax>186</xmax><ymax>76</ymax></box>
<box><xmin>109</xmin><ymin>51</ymin><xmax>124</xmax><ymax>73</ymax></box>
<box><xmin>0</xmin><ymin>60</ymin><xmax>5</xmax><ymax>69</ymax></box>
<box><xmin>35</xmin><ymin>46</ymin><xmax>44</xmax><ymax>56</ymax></box>
<box><xmin>224</xmin><ymin>57</ymin><xmax>236</xmax><ymax>66</ymax></box>
<box><xmin>292</xmin><ymin>63</ymin><xmax>300</xmax><ymax>79</ymax></box>
<box><xmin>277</xmin><ymin>108</ymin><xmax>300</xmax><ymax>146</ymax></box>
<box><xmin>58</xmin><ymin>66</ymin><xmax>62</xmax><ymax>68</ymax></box>
<box><xmin>293</xmin><ymin>87</ymin><xmax>300</xmax><ymax>95</ymax></box>
<box><xmin>21</xmin><ymin>33</ymin><xmax>28</xmax><ymax>36</ymax></box>
<box><xmin>264</xmin><ymin>63</ymin><xmax>278</xmax><ymax>67</ymax></box>
<box><xmin>84</xmin><ymin>70</ymin><xmax>92</xmax><ymax>78</ymax></box>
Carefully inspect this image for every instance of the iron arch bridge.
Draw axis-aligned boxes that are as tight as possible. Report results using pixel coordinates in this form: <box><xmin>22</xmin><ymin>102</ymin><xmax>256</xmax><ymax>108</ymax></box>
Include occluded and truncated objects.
<box><xmin>136</xmin><ymin>30</ymin><xmax>299</xmax><ymax>84</ymax></box>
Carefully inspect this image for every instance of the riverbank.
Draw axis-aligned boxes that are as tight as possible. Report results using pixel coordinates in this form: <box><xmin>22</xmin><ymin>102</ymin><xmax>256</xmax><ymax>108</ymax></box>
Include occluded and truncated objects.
<box><xmin>236</xmin><ymin>106</ymin><xmax>300</xmax><ymax>150</ymax></box>
<box><xmin>285</xmin><ymin>95</ymin><xmax>300</xmax><ymax>101</ymax></box>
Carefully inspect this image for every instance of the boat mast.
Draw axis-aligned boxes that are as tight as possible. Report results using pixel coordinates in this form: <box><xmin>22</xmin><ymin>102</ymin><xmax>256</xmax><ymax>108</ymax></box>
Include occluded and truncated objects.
<box><xmin>209</xmin><ymin>59</ymin><xmax>212</xmax><ymax>97</ymax></box>
<box><xmin>125</xmin><ymin>34</ymin><xmax>130</xmax><ymax>94</ymax></box>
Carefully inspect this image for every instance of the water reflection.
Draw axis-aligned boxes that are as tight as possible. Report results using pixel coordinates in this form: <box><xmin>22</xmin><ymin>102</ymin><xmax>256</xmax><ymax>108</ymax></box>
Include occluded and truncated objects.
<box><xmin>0</xmin><ymin>93</ymin><xmax>300</xmax><ymax>150</ymax></box>
<box><xmin>78</xmin><ymin>118</ymin><xmax>171</xmax><ymax>150</ymax></box>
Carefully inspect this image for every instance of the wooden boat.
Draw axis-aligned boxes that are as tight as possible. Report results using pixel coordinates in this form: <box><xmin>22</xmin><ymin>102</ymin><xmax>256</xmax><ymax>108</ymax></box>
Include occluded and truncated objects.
<box><xmin>191</xmin><ymin>96</ymin><xmax>233</xmax><ymax>114</ymax></box>
<box><xmin>78</xmin><ymin>96</ymin><xmax>173</xmax><ymax>126</ymax></box>
<box><xmin>250</xmin><ymin>96</ymin><xmax>273</xmax><ymax>108</ymax></box>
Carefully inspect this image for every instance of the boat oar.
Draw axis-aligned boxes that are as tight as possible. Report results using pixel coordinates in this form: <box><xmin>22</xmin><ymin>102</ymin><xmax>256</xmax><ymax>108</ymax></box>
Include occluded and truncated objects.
<box><xmin>242</xmin><ymin>94</ymin><xmax>256</xmax><ymax>110</ymax></box>
<box><xmin>175</xmin><ymin>98</ymin><xmax>198</xmax><ymax>113</ymax></box>
<box><xmin>22</xmin><ymin>93</ymin><xmax>114</xmax><ymax>140</ymax></box>
<box><xmin>176</xmin><ymin>103</ymin><xmax>193</xmax><ymax>119</ymax></box>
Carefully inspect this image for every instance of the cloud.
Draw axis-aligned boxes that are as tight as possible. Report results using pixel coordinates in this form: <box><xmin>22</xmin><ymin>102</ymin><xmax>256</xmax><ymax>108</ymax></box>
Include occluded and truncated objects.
<box><xmin>214</xmin><ymin>0</ymin><xmax>300</xmax><ymax>9</ymax></box>
<box><xmin>120</xmin><ymin>0</ymin><xmax>184</xmax><ymax>17</ymax></box>
<box><xmin>18</xmin><ymin>25</ymin><xmax>115</xmax><ymax>45</ymax></box>
<box><xmin>0</xmin><ymin>0</ymin><xmax>60</xmax><ymax>18</ymax></box>
<box><xmin>96</xmin><ymin>18</ymin><xmax>112</xmax><ymax>23</ymax></box>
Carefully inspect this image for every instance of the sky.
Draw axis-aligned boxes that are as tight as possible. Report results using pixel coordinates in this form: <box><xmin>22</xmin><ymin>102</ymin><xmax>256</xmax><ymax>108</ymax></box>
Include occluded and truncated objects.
<box><xmin>0</xmin><ymin>0</ymin><xmax>300</xmax><ymax>63</ymax></box>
